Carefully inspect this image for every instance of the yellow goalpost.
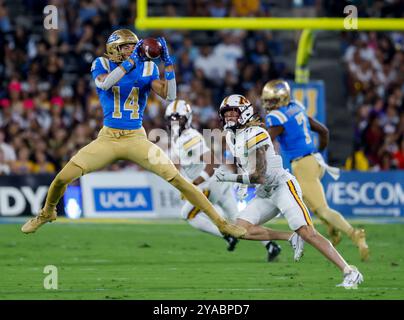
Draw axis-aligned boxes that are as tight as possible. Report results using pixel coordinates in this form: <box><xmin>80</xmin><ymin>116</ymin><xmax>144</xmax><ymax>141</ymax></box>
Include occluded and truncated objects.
<box><xmin>134</xmin><ymin>0</ymin><xmax>404</xmax><ymax>83</ymax></box>
<box><xmin>135</xmin><ymin>0</ymin><xmax>404</xmax><ymax>31</ymax></box>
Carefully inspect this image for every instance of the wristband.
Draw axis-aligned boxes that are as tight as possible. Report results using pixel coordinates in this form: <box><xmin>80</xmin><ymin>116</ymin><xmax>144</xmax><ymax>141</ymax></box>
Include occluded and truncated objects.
<box><xmin>165</xmin><ymin>70</ymin><xmax>175</xmax><ymax>80</ymax></box>
<box><xmin>121</xmin><ymin>59</ymin><xmax>134</xmax><ymax>73</ymax></box>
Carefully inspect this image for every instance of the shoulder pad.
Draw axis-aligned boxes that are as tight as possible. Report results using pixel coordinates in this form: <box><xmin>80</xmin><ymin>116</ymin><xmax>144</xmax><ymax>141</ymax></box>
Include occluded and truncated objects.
<box><xmin>267</xmin><ymin>109</ymin><xmax>288</xmax><ymax>126</ymax></box>
<box><xmin>91</xmin><ymin>57</ymin><xmax>110</xmax><ymax>73</ymax></box>
<box><xmin>291</xmin><ymin>100</ymin><xmax>306</xmax><ymax>111</ymax></box>
<box><xmin>181</xmin><ymin>130</ymin><xmax>203</xmax><ymax>151</ymax></box>
<box><xmin>243</xmin><ymin>127</ymin><xmax>270</xmax><ymax>151</ymax></box>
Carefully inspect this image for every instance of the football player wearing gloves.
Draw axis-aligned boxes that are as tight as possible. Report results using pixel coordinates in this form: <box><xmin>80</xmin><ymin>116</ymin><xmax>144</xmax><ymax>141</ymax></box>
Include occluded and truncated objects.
<box><xmin>21</xmin><ymin>29</ymin><xmax>246</xmax><ymax>240</ymax></box>
<box><xmin>262</xmin><ymin>79</ymin><xmax>369</xmax><ymax>261</ymax></box>
<box><xmin>214</xmin><ymin>94</ymin><xmax>363</xmax><ymax>288</ymax></box>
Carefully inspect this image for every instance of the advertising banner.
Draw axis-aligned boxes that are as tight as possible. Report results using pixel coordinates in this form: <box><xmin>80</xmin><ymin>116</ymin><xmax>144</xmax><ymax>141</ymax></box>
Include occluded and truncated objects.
<box><xmin>80</xmin><ymin>171</ymin><xmax>182</xmax><ymax>218</ymax></box>
<box><xmin>322</xmin><ymin>171</ymin><xmax>404</xmax><ymax>218</ymax></box>
<box><xmin>0</xmin><ymin>174</ymin><xmax>60</xmax><ymax>217</ymax></box>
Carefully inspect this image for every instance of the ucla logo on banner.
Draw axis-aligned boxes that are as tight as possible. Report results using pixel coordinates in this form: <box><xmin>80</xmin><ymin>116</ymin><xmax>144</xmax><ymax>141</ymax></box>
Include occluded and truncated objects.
<box><xmin>93</xmin><ymin>188</ymin><xmax>153</xmax><ymax>212</ymax></box>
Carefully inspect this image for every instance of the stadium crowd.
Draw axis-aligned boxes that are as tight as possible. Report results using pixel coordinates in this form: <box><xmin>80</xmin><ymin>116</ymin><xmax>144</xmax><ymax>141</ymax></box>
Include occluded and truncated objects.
<box><xmin>0</xmin><ymin>0</ymin><xmax>403</xmax><ymax>175</ymax></box>
<box><xmin>343</xmin><ymin>31</ymin><xmax>404</xmax><ymax>170</ymax></box>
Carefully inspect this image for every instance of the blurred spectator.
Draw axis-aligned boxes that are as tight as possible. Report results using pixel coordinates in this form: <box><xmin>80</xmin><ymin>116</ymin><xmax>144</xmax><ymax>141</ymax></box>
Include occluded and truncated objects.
<box><xmin>231</xmin><ymin>0</ymin><xmax>260</xmax><ymax>17</ymax></box>
<box><xmin>0</xmin><ymin>148</ymin><xmax>10</xmax><ymax>175</ymax></box>
<box><xmin>0</xmin><ymin>130</ymin><xmax>16</xmax><ymax>163</ymax></box>
<box><xmin>32</xmin><ymin>150</ymin><xmax>56</xmax><ymax>174</ymax></box>
<box><xmin>345</xmin><ymin>144</ymin><xmax>369</xmax><ymax>171</ymax></box>
<box><xmin>12</xmin><ymin>147</ymin><xmax>35</xmax><ymax>174</ymax></box>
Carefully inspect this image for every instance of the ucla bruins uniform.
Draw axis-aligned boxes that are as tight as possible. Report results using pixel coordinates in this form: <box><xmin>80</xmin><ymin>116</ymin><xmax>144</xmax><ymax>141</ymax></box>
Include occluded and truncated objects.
<box><xmin>265</xmin><ymin>100</ymin><xmax>326</xmax><ymax>212</ymax></box>
<box><xmin>171</xmin><ymin>127</ymin><xmax>238</xmax><ymax>221</ymax></box>
<box><xmin>69</xmin><ymin>56</ymin><xmax>178</xmax><ymax>179</ymax></box>
<box><xmin>91</xmin><ymin>57</ymin><xmax>159</xmax><ymax>130</ymax></box>
<box><xmin>227</xmin><ymin>125</ymin><xmax>313</xmax><ymax>231</ymax></box>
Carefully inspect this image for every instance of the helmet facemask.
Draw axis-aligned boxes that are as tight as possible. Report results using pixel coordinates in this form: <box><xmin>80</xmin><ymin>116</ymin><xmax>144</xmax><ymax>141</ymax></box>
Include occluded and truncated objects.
<box><xmin>165</xmin><ymin>113</ymin><xmax>190</xmax><ymax>137</ymax></box>
<box><xmin>219</xmin><ymin>95</ymin><xmax>255</xmax><ymax>131</ymax></box>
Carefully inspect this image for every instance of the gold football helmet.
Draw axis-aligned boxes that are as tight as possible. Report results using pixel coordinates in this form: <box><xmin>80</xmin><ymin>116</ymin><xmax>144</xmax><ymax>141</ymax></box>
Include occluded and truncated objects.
<box><xmin>261</xmin><ymin>80</ymin><xmax>291</xmax><ymax>112</ymax></box>
<box><xmin>105</xmin><ymin>29</ymin><xmax>139</xmax><ymax>63</ymax></box>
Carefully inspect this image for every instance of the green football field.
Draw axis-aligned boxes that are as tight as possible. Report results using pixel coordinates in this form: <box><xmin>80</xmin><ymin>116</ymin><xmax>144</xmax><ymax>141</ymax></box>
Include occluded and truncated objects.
<box><xmin>0</xmin><ymin>219</ymin><xmax>403</xmax><ymax>300</ymax></box>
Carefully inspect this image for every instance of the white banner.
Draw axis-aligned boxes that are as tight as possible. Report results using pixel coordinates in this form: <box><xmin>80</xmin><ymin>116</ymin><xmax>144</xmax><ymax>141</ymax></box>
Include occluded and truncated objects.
<box><xmin>80</xmin><ymin>171</ymin><xmax>182</xmax><ymax>218</ymax></box>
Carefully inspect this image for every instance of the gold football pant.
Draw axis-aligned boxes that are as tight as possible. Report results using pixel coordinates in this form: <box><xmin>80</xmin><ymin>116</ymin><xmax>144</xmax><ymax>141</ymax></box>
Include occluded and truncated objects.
<box><xmin>291</xmin><ymin>155</ymin><xmax>354</xmax><ymax>237</ymax></box>
<box><xmin>43</xmin><ymin>126</ymin><xmax>226</xmax><ymax>226</ymax></box>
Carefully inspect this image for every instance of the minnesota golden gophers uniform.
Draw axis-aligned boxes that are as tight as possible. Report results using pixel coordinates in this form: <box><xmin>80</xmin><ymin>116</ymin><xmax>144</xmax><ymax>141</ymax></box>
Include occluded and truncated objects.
<box><xmin>226</xmin><ymin>125</ymin><xmax>313</xmax><ymax>231</ymax></box>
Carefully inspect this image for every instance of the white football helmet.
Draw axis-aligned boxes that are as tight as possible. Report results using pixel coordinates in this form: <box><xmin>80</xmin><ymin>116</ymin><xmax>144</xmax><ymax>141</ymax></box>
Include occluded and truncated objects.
<box><xmin>165</xmin><ymin>99</ymin><xmax>192</xmax><ymax>136</ymax></box>
<box><xmin>218</xmin><ymin>94</ymin><xmax>255</xmax><ymax>130</ymax></box>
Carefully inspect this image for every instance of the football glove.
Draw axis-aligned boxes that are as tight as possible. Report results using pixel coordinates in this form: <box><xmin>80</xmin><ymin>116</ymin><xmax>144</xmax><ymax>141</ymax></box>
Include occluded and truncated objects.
<box><xmin>214</xmin><ymin>167</ymin><xmax>228</xmax><ymax>182</ymax></box>
<box><xmin>157</xmin><ymin>37</ymin><xmax>173</xmax><ymax>67</ymax></box>
<box><xmin>129</xmin><ymin>39</ymin><xmax>145</xmax><ymax>65</ymax></box>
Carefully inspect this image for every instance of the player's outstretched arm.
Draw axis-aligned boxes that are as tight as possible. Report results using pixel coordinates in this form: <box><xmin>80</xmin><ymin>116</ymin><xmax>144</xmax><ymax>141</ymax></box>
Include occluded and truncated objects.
<box><xmin>308</xmin><ymin>116</ymin><xmax>329</xmax><ymax>151</ymax></box>
<box><xmin>151</xmin><ymin>37</ymin><xmax>176</xmax><ymax>102</ymax></box>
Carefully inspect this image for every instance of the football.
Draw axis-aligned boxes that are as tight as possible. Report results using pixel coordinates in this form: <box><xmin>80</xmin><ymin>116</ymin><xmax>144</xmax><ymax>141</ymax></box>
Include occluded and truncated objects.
<box><xmin>140</xmin><ymin>38</ymin><xmax>162</xmax><ymax>60</ymax></box>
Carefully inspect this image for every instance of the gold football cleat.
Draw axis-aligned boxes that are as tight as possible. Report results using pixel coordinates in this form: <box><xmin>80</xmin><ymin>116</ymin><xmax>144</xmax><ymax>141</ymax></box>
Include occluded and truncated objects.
<box><xmin>21</xmin><ymin>209</ymin><xmax>57</xmax><ymax>234</ymax></box>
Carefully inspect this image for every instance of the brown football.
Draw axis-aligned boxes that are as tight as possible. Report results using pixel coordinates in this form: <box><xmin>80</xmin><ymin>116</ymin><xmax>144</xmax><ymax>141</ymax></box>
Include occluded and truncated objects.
<box><xmin>140</xmin><ymin>38</ymin><xmax>162</xmax><ymax>60</ymax></box>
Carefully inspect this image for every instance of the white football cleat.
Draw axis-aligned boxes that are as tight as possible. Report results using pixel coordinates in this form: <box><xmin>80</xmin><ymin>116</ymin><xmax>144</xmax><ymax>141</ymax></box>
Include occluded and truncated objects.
<box><xmin>337</xmin><ymin>265</ymin><xmax>364</xmax><ymax>289</ymax></box>
<box><xmin>288</xmin><ymin>232</ymin><xmax>304</xmax><ymax>262</ymax></box>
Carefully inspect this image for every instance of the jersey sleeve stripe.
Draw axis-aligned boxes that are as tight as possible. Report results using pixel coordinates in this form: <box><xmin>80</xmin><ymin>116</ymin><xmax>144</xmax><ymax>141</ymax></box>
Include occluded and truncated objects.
<box><xmin>100</xmin><ymin>57</ymin><xmax>110</xmax><ymax>73</ymax></box>
<box><xmin>270</xmin><ymin>110</ymin><xmax>287</xmax><ymax>124</ymax></box>
<box><xmin>183</xmin><ymin>136</ymin><xmax>202</xmax><ymax>150</ymax></box>
<box><xmin>286</xmin><ymin>180</ymin><xmax>313</xmax><ymax>226</ymax></box>
<box><xmin>142</xmin><ymin>61</ymin><xmax>153</xmax><ymax>77</ymax></box>
<box><xmin>246</xmin><ymin>132</ymin><xmax>268</xmax><ymax>149</ymax></box>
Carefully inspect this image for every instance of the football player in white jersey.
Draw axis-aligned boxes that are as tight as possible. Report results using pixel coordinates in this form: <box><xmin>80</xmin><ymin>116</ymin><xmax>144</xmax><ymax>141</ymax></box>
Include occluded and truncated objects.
<box><xmin>165</xmin><ymin>99</ymin><xmax>282</xmax><ymax>260</ymax></box>
<box><xmin>214</xmin><ymin>94</ymin><xmax>363</xmax><ymax>289</ymax></box>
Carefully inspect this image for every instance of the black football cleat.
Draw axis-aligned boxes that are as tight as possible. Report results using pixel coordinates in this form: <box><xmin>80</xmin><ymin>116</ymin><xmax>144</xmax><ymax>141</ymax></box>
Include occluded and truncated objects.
<box><xmin>224</xmin><ymin>235</ymin><xmax>239</xmax><ymax>252</ymax></box>
<box><xmin>266</xmin><ymin>241</ymin><xmax>281</xmax><ymax>262</ymax></box>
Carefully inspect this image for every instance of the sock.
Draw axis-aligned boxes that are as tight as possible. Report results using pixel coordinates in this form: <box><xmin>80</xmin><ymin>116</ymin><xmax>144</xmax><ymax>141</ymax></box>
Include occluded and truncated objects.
<box><xmin>188</xmin><ymin>213</ymin><xmax>222</xmax><ymax>237</ymax></box>
<box><xmin>261</xmin><ymin>241</ymin><xmax>270</xmax><ymax>247</ymax></box>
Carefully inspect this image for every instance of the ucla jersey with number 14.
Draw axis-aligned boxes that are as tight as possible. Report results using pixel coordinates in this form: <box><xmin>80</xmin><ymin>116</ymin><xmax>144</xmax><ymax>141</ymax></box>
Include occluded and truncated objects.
<box><xmin>91</xmin><ymin>57</ymin><xmax>159</xmax><ymax>130</ymax></box>
<box><xmin>265</xmin><ymin>100</ymin><xmax>316</xmax><ymax>161</ymax></box>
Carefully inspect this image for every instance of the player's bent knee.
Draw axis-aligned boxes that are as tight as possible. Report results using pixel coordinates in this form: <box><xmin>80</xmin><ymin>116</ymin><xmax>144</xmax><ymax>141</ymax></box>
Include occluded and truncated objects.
<box><xmin>296</xmin><ymin>225</ymin><xmax>317</xmax><ymax>241</ymax></box>
<box><xmin>55</xmin><ymin>162</ymin><xmax>83</xmax><ymax>186</ymax></box>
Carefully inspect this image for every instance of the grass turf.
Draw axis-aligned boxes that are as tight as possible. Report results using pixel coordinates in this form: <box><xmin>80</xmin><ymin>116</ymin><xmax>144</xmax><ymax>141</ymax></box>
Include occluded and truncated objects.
<box><xmin>0</xmin><ymin>220</ymin><xmax>403</xmax><ymax>300</ymax></box>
